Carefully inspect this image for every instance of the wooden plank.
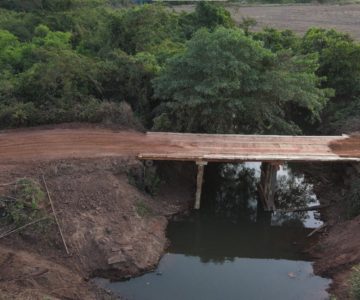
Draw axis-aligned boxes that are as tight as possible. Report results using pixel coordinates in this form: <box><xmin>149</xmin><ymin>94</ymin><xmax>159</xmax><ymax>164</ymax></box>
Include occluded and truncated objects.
<box><xmin>138</xmin><ymin>153</ymin><xmax>360</xmax><ymax>162</ymax></box>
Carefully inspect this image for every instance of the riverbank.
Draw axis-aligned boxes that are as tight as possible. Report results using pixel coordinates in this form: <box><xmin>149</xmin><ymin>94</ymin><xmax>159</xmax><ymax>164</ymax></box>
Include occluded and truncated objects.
<box><xmin>305</xmin><ymin>163</ymin><xmax>360</xmax><ymax>299</ymax></box>
<box><xmin>0</xmin><ymin>157</ymin><xmax>194</xmax><ymax>299</ymax></box>
<box><xmin>1</xmin><ymin>125</ymin><xmax>359</xmax><ymax>299</ymax></box>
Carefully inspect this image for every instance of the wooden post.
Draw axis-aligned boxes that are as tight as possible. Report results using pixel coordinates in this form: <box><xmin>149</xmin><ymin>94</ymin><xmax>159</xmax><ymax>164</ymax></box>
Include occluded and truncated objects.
<box><xmin>194</xmin><ymin>161</ymin><xmax>208</xmax><ymax>209</ymax></box>
<box><xmin>258</xmin><ymin>162</ymin><xmax>279</xmax><ymax>211</ymax></box>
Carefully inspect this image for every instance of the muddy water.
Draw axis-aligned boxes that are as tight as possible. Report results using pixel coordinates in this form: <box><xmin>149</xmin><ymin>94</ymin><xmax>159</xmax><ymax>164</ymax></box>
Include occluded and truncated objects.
<box><xmin>97</xmin><ymin>163</ymin><xmax>331</xmax><ymax>300</ymax></box>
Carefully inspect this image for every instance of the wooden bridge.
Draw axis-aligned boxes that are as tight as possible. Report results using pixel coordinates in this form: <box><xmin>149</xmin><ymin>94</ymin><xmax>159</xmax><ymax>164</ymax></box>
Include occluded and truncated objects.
<box><xmin>0</xmin><ymin>128</ymin><xmax>359</xmax><ymax>211</ymax></box>
<box><xmin>138</xmin><ymin>132</ymin><xmax>360</xmax><ymax>211</ymax></box>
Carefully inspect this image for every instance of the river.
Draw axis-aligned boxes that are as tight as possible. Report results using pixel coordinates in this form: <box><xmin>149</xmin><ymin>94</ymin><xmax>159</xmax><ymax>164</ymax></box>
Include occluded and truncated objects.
<box><xmin>96</xmin><ymin>162</ymin><xmax>331</xmax><ymax>300</ymax></box>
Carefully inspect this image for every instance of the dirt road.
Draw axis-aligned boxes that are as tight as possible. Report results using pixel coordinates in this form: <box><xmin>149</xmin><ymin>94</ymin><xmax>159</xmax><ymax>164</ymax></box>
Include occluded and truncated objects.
<box><xmin>0</xmin><ymin>125</ymin><xmax>360</xmax><ymax>165</ymax></box>
<box><xmin>173</xmin><ymin>4</ymin><xmax>360</xmax><ymax>39</ymax></box>
<box><xmin>1</xmin><ymin>126</ymin><xmax>359</xmax><ymax>164</ymax></box>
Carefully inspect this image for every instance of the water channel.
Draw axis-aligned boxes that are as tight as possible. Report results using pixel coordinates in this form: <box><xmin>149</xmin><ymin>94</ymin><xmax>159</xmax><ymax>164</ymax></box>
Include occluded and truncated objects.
<box><xmin>96</xmin><ymin>163</ymin><xmax>331</xmax><ymax>300</ymax></box>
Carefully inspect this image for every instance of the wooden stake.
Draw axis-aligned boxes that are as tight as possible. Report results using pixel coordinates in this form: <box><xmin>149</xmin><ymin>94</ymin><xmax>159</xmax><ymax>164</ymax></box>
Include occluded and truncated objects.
<box><xmin>42</xmin><ymin>175</ymin><xmax>70</xmax><ymax>255</ymax></box>
<box><xmin>194</xmin><ymin>161</ymin><xmax>207</xmax><ymax>209</ymax></box>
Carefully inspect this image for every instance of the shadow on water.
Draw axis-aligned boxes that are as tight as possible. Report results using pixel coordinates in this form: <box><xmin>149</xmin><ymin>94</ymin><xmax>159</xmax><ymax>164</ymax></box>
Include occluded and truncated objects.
<box><xmin>96</xmin><ymin>162</ymin><xmax>331</xmax><ymax>300</ymax></box>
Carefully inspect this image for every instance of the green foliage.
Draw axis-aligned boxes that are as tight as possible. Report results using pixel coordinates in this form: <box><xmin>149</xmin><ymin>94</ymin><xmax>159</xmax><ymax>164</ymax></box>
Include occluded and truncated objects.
<box><xmin>193</xmin><ymin>2</ymin><xmax>234</xmax><ymax>30</ymax></box>
<box><xmin>238</xmin><ymin>17</ymin><xmax>257</xmax><ymax>36</ymax></box>
<box><xmin>301</xmin><ymin>28</ymin><xmax>360</xmax><ymax>133</ymax></box>
<box><xmin>0</xmin><ymin>0</ymin><xmax>357</xmax><ymax>138</ymax></box>
<box><xmin>79</xmin><ymin>100</ymin><xmax>142</xmax><ymax>128</ymax></box>
<box><xmin>153</xmin><ymin>27</ymin><xmax>331</xmax><ymax>134</ymax></box>
<box><xmin>97</xmin><ymin>50</ymin><xmax>154</xmax><ymax>120</ymax></box>
<box><xmin>0</xmin><ymin>102</ymin><xmax>38</xmax><ymax>127</ymax></box>
<box><xmin>344</xmin><ymin>177</ymin><xmax>360</xmax><ymax>219</ymax></box>
<box><xmin>135</xmin><ymin>200</ymin><xmax>153</xmax><ymax>217</ymax></box>
<box><xmin>108</xmin><ymin>4</ymin><xmax>181</xmax><ymax>55</ymax></box>
<box><xmin>5</xmin><ymin>178</ymin><xmax>46</xmax><ymax>226</ymax></box>
<box><xmin>302</xmin><ymin>28</ymin><xmax>360</xmax><ymax>99</ymax></box>
<box><xmin>127</xmin><ymin>164</ymin><xmax>162</xmax><ymax>196</ymax></box>
<box><xmin>350</xmin><ymin>265</ymin><xmax>360</xmax><ymax>299</ymax></box>
<box><xmin>179</xmin><ymin>1</ymin><xmax>234</xmax><ymax>39</ymax></box>
<box><xmin>253</xmin><ymin>28</ymin><xmax>300</xmax><ymax>52</ymax></box>
<box><xmin>0</xmin><ymin>0</ymin><xmax>102</xmax><ymax>12</ymax></box>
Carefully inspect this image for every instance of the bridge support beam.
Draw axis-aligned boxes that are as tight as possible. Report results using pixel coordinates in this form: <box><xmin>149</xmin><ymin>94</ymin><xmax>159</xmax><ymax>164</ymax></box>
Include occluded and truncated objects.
<box><xmin>258</xmin><ymin>162</ymin><xmax>279</xmax><ymax>211</ymax></box>
<box><xmin>194</xmin><ymin>161</ymin><xmax>208</xmax><ymax>209</ymax></box>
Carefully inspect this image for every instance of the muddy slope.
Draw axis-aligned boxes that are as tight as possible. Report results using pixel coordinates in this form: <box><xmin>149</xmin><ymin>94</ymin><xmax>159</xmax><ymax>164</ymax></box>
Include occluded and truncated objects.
<box><xmin>307</xmin><ymin>163</ymin><xmax>360</xmax><ymax>299</ymax></box>
<box><xmin>0</xmin><ymin>158</ymin><xmax>194</xmax><ymax>299</ymax></box>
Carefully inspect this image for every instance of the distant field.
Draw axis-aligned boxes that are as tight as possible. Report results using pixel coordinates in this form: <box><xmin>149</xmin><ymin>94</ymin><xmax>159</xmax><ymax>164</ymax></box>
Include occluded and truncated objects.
<box><xmin>172</xmin><ymin>4</ymin><xmax>360</xmax><ymax>39</ymax></box>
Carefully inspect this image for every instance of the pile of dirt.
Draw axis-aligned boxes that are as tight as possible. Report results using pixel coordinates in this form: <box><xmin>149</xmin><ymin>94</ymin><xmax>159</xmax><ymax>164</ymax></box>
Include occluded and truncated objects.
<box><xmin>0</xmin><ymin>157</ymin><xmax>194</xmax><ymax>299</ymax></box>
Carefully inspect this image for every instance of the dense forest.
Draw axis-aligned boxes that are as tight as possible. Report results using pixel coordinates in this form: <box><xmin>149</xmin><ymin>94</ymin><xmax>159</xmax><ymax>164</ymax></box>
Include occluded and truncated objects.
<box><xmin>0</xmin><ymin>0</ymin><xmax>359</xmax><ymax>136</ymax></box>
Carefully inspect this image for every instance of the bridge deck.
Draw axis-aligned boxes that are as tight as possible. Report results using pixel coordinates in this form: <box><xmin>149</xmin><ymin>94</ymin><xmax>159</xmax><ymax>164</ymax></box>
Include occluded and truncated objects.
<box><xmin>0</xmin><ymin>128</ymin><xmax>359</xmax><ymax>163</ymax></box>
<box><xmin>138</xmin><ymin>132</ymin><xmax>360</xmax><ymax>162</ymax></box>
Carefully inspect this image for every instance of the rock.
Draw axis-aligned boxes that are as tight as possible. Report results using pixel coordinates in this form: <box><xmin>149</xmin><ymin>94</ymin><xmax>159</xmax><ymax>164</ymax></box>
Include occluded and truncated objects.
<box><xmin>288</xmin><ymin>272</ymin><xmax>296</xmax><ymax>278</ymax></box>
<box><xmin>108</xmin><ymin>253</ymin><xmax>126</xmax><ymax>265</ymax></box>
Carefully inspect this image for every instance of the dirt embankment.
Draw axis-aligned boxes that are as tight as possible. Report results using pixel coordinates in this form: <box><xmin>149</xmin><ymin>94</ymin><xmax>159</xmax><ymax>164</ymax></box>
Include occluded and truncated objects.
<box><xmin>306</xmin><ymin>163</ymin><xmax>360</xmax><ymax>299</ymax></box>
<box><xmin>0</xmin><ymin>157</ymin><xmax>194</xmax><ymax>299</ymax></box>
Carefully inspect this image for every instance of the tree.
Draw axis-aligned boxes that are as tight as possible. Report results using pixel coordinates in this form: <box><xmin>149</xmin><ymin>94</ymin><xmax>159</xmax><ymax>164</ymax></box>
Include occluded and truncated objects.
<box><xmin>252</xmin><ymin>27</ymin><xmax>300</xmax><ymax>52</ymax></box>
<box><xmin>153</xmin><ymin>27</ymin><xmax>331</xmax><ymax>134</ymax></box>
<box><xmin>300</xmin><ymin>28</ymin><xmax>360</xmax><ymax>133</ymax></box>
<box><xmin>179</xmin><ymin>1</ymin><xmax>234</xmax><ymax>39</ymax></box>
<box><xmin>108</xmin><ymin>4</ymin><xmax>181</xmax><ymax>55</ymax></box>
<box><xmin>302</xmin><ymin>28</ymin><xmax>360</xmax><ymax>100</ymax></box>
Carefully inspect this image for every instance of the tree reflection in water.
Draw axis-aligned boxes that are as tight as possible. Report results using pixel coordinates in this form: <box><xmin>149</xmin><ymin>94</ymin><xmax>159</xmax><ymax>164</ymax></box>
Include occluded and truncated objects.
<box><xmin>203</xmin><ymin>162</ymin><xmax>321</xmax><ymax>227</ymax></box>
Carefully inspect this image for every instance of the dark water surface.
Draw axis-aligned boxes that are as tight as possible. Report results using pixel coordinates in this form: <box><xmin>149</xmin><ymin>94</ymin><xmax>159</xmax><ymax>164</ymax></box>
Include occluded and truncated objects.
<box><xmin>96</xmin><ymin>163</ymin><xmax>331</xmax><ymax>300</ymax></box>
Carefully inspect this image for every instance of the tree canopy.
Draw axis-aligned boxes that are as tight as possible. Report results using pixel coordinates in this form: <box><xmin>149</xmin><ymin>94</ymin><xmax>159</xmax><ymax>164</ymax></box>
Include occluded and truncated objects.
<box><xmin>0</xmin><ymin>1</ymin><xmax>359</xmax><ymax>135</ymax></box>
<box><xmin>153</xmin><ymin>27</ymin><xmax>331</xmax><ymax>134</ymax></box>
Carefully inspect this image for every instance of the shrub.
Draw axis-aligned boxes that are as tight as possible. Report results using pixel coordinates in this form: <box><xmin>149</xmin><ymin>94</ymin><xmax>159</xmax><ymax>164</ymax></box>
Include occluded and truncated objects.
<box><xmin>135</xmin><ymin>200</ymin><xmax>153</xmax><ymax>217</ymax></box>
<box><xmin>345</xmin><ymin>177</ymin><xmax>360</xmax><ymax>219</ymax></box>
<box><xmin>0</xmin><ymin>102</ymin><xmax>39</xmax><ymax>128</ymax></box>
<box><xmin>350</xmin><ymin>265</ymin><xmax>360</xmax><ymax>299</ymax></box>
<box><xmin>79</xmin><ymin>100</ymin><xmax>142</xmax><ymax>129</ymax></box>
<box><xmin>127</xmin><ymin>163</ymin><xmax>162</xmax><ymax>196</ymax></box>
<box><xmin>6</xmin><ymin>178</ymin><xmax>46</xmax><ymax>226</ymax></box>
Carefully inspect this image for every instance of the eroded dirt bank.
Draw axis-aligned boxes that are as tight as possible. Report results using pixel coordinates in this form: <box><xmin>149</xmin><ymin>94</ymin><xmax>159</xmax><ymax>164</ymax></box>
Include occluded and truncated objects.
<box><xmin>306</xmin><ymin>163</ymin><xmax>360</xmax><ymax>299</ymax></box>
<box><xmin>0</xmin><ymin>157</ymin><xmax>194</xmax><ymax>299</ymax></box>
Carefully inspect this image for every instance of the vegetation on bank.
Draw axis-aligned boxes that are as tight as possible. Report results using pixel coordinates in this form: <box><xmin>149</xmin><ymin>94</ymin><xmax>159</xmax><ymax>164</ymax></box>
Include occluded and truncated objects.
<box><xmin>0</xmin><ymin>178</ymin><xmax>51</xmax><ymax>232</ymax></box>
<box><xmin>350</xmin><ymin>265</ymin><xmax>360</xmax><ymax>299</ymax></box>
<box><xmin>0</xmin><ymin>1</ymin><xmax>359</xmax><ymax>135</ymax></box>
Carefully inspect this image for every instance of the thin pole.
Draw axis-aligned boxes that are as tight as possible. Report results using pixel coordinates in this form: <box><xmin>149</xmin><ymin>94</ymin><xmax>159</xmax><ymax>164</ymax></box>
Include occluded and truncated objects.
<box><xmin>42</xmin><ymin>175</ymin><xmax>70</xmax><ymax>255</ymax></box>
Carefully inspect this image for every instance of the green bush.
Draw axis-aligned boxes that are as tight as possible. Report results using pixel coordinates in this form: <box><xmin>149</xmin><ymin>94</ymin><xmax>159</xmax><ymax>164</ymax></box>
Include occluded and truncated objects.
<box><xmin>345</xmin><ymin>177</ymin><xmax>360</xmax><ymax>219</ymax></box>
<box><xmin>79</xmin><ymin>100</ymin><xmax>142</xmax><ymax>128</ymax></box>
<box><xmin>0</xmin><ymin>102</ymin><xmax>38</xmax><ymax>127</ymax></box>
<box><xmin>350</xmin><ymin>265</ymin><xmax>360</xmax><ymax>299</ymax></box>
<box><xmin>135</xmin><ymin>200</ymin><xmax>153</xmax><ymax>217</ymax></box>
<box><xmin>6</xmin><ymin>178</ymin><xmax>46</xmax><ymax>226</ymax></box>
<box><xmin>127</xmin><ymin>164</ymin><xmax>162</xmax><ymax>196</ymax></box>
